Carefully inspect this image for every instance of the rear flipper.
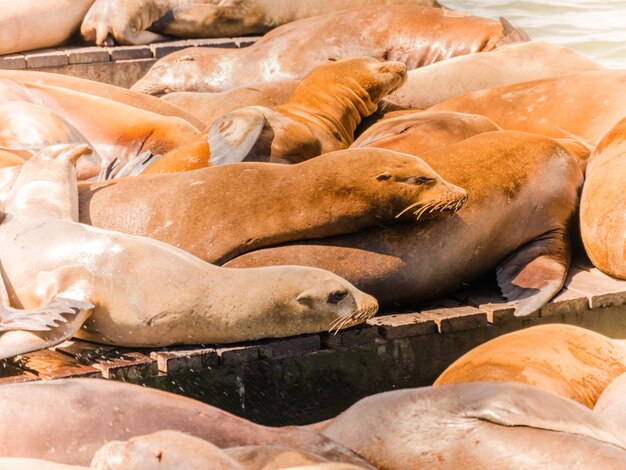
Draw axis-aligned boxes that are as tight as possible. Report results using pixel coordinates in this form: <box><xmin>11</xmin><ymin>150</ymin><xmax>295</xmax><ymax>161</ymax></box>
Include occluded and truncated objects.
<box><xmin>0</xmin><ymin>307</ymin><xmax>92</xmax><ymax>359</ymax></box>
<box><xmin>0</xmin><ymin>297</ymin><xmax>93</xmax><ymax>332</ymax></box>
<box><xmin>496</xmin><ymin>17</ymin><xmax>531</xmax><ymax>46</ymax></box>
<box><xmin>497</xmin><ymin>230</ymin><xmax>570</xmax><ymax>317</ymax></box>
<box><xmin>94</xmin><ymin>151</ymin><xmax>163</xmax><ymax>181</ymax></box>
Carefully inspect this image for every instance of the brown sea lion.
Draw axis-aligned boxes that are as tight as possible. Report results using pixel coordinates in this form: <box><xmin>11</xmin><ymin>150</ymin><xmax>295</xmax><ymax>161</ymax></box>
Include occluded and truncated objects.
<box><xmin>435</xmin><ymin>324</ymin><xmax>626</xmax><ymax>408</ymax></box>
<box><xmin>389</xmin><ymin>42</ymin><xmax>604</xmax><ymax>109</ymax></box>
<box><xmin>131</xmin><ymin>6</ymin><xmax>528</xmax><ymax>95</ymax></box>
<box><xmin>145</xmin><ymin>57</ymin><xmax>407</xmax><ymax>172</ymax></box>
<box><xmin>162</xmin><ymin>80</ymin><xmax>299</xmax><ymax>127</ymax></box>
<box><xmin>352</xmin><ymin>111</ymin><xmax>501</xmax><ymax>154</ymax></box>
<box><xmin>82</xmin><ymin>0</ymin><xmax>440</xmax><ymax>46</ymax></box>
<box><xmin>317</xmin><ymin>382</ymin><xmax>626</xmax><ymax>469</ymax></box>
<box><xmin>595</xmin><ymin>373</ymin><xmax>626</xmax><ymax>429</ymax></box>
<box><xmin>0</xmin><ymin>144</ymin><xmax>378</xmax><ymax>357</ymax></box>
<box><xmin>79</xmin><ymin>148</ymin><xmax>467</xmax><ymax>264</ymax></box>
<box><xmin>227</xmin><ymin>131</ymin><xmax>583</xmax><ymax>316</ymax></box>
<box><xmin>0</xmin><ymin>0</ymin><xmax>94</xmax><ymax>55</ymax></box>
<box><xmin>224</xmin><ymin>445</ymin><xmax>329</xmax><ymax>469</ymax></box>
<box><xmin>580</xmin><ymin>117</ymin><xmax>626</xmax><ymax>279</ymax></box>
<box><xmin>0</xmin><ymin>379</ymin><xmax>374</xmax><ymax>468</ymax></box>
<box><xmin>0</xmin><ymin>69</ymin><xmax>204</xmax><ymax>130</ymax></box>
<box><xmin>0</xmin><ymin>79</ymin><xmax>199</xmax><ymax>178</ymax></box>
<box><xmin>430</xmin><ymin>69</ymin><xmax>626</xmax><ymax>144</ymax></box>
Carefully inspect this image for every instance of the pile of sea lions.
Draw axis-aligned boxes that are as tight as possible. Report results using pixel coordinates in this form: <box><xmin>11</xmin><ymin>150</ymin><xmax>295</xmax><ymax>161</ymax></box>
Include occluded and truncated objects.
<box><xmin>1</xmin><ymin>1</ymin><xmax>626</xmax><ymax>467</ymax></box>
<box><xmin>6</xmin><ymin>324</ymin><xmax>626</xmax><ymax>468</ymax></box>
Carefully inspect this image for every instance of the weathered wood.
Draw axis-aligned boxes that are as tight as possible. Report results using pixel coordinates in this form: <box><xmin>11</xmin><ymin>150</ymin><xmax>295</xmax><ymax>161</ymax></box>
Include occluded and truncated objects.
<box><xmin>94</xmin><ymin>352</ymin><xmax>157</xmax><ymax>381</ymax></box>
<box><xmin>367</xmin><ymin>313</ymin><xmax>438</xmax><ymax>339</ymax></box>
<box><xmin>258</xmin><ymin>335</ymin><xmax>321</xmax><ymax>360</ymax></box>
<box><xmin>151</xmin><ymin>348</ymin><xmax>218</xmax><ymax>374</ymax></box>
<box><xmin>418</xmin><ymin>305</ymin><xmax>488</xmax><ymax>333</ymax></box>
<box><xmin>11</xmin><ymin>349</ymin><xmax>101</xmax><ymax>379</ymax></box>
<box><xmin>565</xmin><ymin>267</ymin><xmax>626</xmax><ymax>309</ymax></box>
<box><xmin>217</xmin><ymin>345</ymin><xmax>260</xmax><ymax>365</ymax></box>
<box><xmin>321</xmin><ymin>325</ymin><xmax>379</xmax><ymax>349</ymax></box>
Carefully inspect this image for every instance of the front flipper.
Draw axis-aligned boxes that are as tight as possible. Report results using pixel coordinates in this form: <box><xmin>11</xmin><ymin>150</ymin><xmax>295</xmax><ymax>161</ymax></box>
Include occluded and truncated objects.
<box><xmin>496</xmin><ymin>230</ymin><xmax>570</xmax><ymax>317</ymax></box>
<box><xmin>0</xmin><ymin>297</ymin><xmax>94</xmax><ymax>332</ymax></box>
<box><xmin>207</xmin><ymin>107</ymin><xmax>267</xmax><ymax>166</ymax></box>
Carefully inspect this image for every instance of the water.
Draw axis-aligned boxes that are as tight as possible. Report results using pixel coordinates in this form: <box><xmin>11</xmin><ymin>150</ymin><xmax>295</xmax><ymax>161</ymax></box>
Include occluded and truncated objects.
<box><xmin>445</xmin><ymin>0</ymin><xmax>626</xmax><ymax>68</ymax></box>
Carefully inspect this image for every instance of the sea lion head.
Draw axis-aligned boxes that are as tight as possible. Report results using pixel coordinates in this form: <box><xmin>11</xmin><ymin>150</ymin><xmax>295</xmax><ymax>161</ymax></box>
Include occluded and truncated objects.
<box><xmin>131</xmin><ymin>52</ymin><xmax>204</xmax><ymax>96</ymax></box>
<box><xmin>246</xmin><ymin>266</ymin><xmax>378</xmax><ymax>335</ymax></box>
<box><xmin>341</xmin><ymin>148</ymin><xmax>468</xmax><ymax>223</ymax></box>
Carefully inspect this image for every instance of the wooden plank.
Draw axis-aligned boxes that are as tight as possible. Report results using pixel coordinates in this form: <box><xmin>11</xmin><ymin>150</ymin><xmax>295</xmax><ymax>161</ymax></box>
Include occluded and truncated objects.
<box><xmin>56</xmin><ymin>340</ymin><xmax>133</xmax><ymax>363</ymax></box>
<box><xmin>418</xmin><ymin>305</ymin><xmax>488</xmax><ymax>333</ymax></box>
<box><xmin>462</xmin><ymin>287</ymin><xmax>517</xmax><ymax>324</ymax></box>
<box><xmin>564</xmin><ymin>267</ymin><xmax>626</xmax><ymax>309</ymax></box>
<box><xmin>12</xmin><ymin>349</ymin><xmax>101</xmax><ymax>379</ymax></box>
<box><xmin>367</xmin><ymin>313</ymin><xmax>438</xmax><ymax>339</ymax></box>
<box><xmin>94</xmin><ymin>352</ymin><xmax>157</xmax><ymax>381</ymax></box>
<box><xmin>150</xmin><ymin>348</ymin><xmax>218</xmax><ymax>374</ymax></box>
<box><xmin>258</xmin><ymin>335</ymin><xmax>321</xmax><ymax>360</ymax></box>
<box><xmin>321</xmin><ymin>325</ymin><xmax>379</xmax><ymax>349</ymax></box>
<box><xmin>216</xmin><ymin>345</ymin><xmax>260</xmax><ymax>365</ymax></box>
<box><xmin>0</xmin><ymin>361</ymin><xmax>39</xmax><ymax>384</ymax></box>
<box><xmin>540</xmin><ymin>287</ymin><xmax>589</xmax><ymax>317</ymax></box>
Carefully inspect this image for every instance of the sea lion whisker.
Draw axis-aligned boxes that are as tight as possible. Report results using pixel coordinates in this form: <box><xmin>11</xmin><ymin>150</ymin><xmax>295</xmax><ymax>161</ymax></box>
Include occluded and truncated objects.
<box><xmin>395</xmin><ymin>200</ymin><xmax>423</xmax><ymax>219</ymax></box>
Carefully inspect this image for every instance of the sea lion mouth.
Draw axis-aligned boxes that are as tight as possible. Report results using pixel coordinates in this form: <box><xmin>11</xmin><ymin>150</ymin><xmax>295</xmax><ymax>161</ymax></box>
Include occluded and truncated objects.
<box><xmin>395</xmin><ymin>192</ymin><xmax>469</xmax><ymax>221</ymax></box>
<box><xmin>328</xmin><ymin>302</ymin><xmax>378</xmax><ymax>334</ymax></box>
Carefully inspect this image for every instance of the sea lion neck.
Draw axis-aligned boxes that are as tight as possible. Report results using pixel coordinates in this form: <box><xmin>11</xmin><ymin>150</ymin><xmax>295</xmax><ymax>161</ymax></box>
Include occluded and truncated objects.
<box><xmin>284</xmin><ymin>80</ymin><xmax>377</xmax><ymax>147</ymax></box>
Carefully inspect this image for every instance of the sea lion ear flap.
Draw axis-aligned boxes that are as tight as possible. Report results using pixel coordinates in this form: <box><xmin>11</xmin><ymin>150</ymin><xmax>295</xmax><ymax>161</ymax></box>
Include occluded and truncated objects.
<box><xmin>496</xmin><ymin>17</ymin><xmax>531</xmax><ymax>46</ymax></box>
<box><xmin>496</xmin><ymin>232</ymin><xmax>570</xmax><ymax>317</ymax></box>
<box><xmin>207</xmin><ymin>107</ymin><xmax>267</xmax><ymax>166</ymax></box>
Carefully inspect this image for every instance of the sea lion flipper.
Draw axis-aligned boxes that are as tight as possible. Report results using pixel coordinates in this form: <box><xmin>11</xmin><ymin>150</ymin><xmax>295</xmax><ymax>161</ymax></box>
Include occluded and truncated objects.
<box><xmin>0</xmin><ymin>297</ymin><xmax>94</xmax><ymax>332</ymax></box>
<box><xmin>496</xmin><ymin>232</ymin><xmax>569</xmax><ymax>317</ymax></box>
<box><xmin>207</xmin><ymin>107</ymin><xmax>267</xmax><ymax>165</ymax></box>
<box><xmin>107</xmin><ymin>151</ymin><xmax>162</xmax><ymax>179</ymax></box>
<box><xmin>496</xmin><ymin>17</ymin><xmax>531</xmax><ymax>46</ymax></box>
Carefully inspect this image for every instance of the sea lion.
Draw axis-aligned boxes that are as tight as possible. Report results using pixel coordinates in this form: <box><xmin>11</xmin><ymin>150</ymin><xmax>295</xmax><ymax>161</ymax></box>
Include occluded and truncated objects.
<box><xmin>0</xmin><ymin>144</ymin><xmax>378</xmax><ymax>357</ymax></box>
<box><xmin>162</xmin><ymin>80</ymin><xmax>300</xmax><ymax>127</ymax></box>
<box><xmin>317</xmin><ymin>382</ymin><xmax>626</xmax><ymax>469</ymax></box>
<box><xmin>580</xmin><ymin>117</ymin><xmax>626</xmax><ymax>279</ymax></box>
<box><xmin>0</xmin><ymin>0</ymin><xmax>94</xmax><ymax>55</ymax></box>
<box><xmin>435</xmin><ymin>324</ymin><xmax>626</xmax><ymax>408</ymax></box>
<box><xmin>0</xmin><ymin>378</ymin><xmax>374</xmax><ymax>468</ymax></box>
<box><xmin>352</xmin><ymin>111</ymin><xmax>501</xmax><ymax>154</ymax></box>
<box><xmin>79</xmin><ymin>148</ymin><xmax>467</xmax><ymax>264</ymax></box>
<box><xmin>0</xmin><ymin>459</ymin><xmax>86</xmax><ymax>470</ymax></box>
<box><xmin>389</xmin><ymin>42</ymin><xmax>604</xmax><ymax>109</ymax></box>
<box><xmin>82</xmin><ymin>0</ymin><xmax>440</xmax><ymax>46</ymax></box>
<box><xmin>145</xmin><ymin>57</ymin><xmax>407</xmax><ymax>172</ymax></box>
<box><xmin>0</xmin><ymin>69</ymin><xmax>204</xmax><ymax>129</ymax></box>
<box><xmin>224</xmin><ymin>445</ymin><xmax>329</xmax><ymax>469</ymax></box>
<box><xmin>595</xmin><ymin>373</ymin><xmax>626</xmax><ymax>429</ymax></box>
<box><xmin>430</xmin><ymin>69</ymin><xmax>626</xmax><ymax>144</ymax></box>
<box><xmin>131</xmin><ymin>6</ymin><xmax>528</xmax><ymax>95</ymax></box>
<box><xmin>0</xmin><ymin>79</ymin><xmax>199</xmax><ymax>178</ymax></box>
<box><xmin>227</xmin><ymin>131</ymin><xmax>583</xmax><ymax>316</ymax></box>
<box><xmin>91</xmin><ymin>431</ymin><xmax>244</xmax><ymax>470</ymax></box>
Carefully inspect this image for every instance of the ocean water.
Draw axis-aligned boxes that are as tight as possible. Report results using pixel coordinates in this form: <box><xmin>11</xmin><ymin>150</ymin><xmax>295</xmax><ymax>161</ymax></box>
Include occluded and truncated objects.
<box><xmin>445</xmin><ymin>0</ymin><xmax>626</xmax><ymax>68</ymax></box>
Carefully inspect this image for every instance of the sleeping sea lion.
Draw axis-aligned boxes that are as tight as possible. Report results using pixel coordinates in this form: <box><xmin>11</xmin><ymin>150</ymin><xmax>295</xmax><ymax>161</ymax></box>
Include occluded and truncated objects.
<box><xmin>580</xmin><ymin>117</ymin><xmax>626</xmax><ymax>279</ymax></box>
<box><xmin>0</xmin><ymin>144</ymin><xmax>378</xmax><ymax>358</ymax></box>
<box><xmin>227</xmin><ymin>131</ymin><xmax>583</xmax><ymax>316</ymax></box>
<box><xmin>435</xmin><ymin>324</ymin><xmax>626</xmax><ymax>408</ymax></box>
<box><xmin>0</xmin><ymin>0</ymin><xmax>94</xmax><ymax>55</ymax></box>
<box><xmin>430</xmin><ymin>69</ymin><xmax>626</xmax><ymax>144</ymax></box>
<box><xmin>389</xmin><ymin>42</ymin><xmax>604</xmax><ymax>109</ymax></box>
<box><xmin>131</xmin><ymin>6</ymin><xmax>528</xmax><ymax>94</ymax></box>
<box><xmin>0</xmin><ymin>378</ymin><xmax>374</xmax><ymax>468</ymax></box>
<box><xmin>352</xmin><ymin>111</ymin><xmax>501</xmax><ymax>154</ymax></box>
<box><xmin>0</xmin><ymin>79</ymin><xmax>199</xmax><ymax>178</ymax></box>
<box><xmin>595</xmin><ymin>372</ymin><xmax>626</xmax><ymax>430</ymax></box>
<box><xmin>82</xmin><ymin>0</ymin><xmax>440</xmax><ymax>46</ymax></box>
<box><xmin>317</xmin><ymin>382</ymin><xmax>626</xmax><ymax>469</ymax></box>
<box><xmin>79</xmin><ymin>148</ymin><xmax>467</xmax><ymax>264</ymax></box>
<box><xmin>145</xmin><ymin>57</ymin><xmax>407</xmax><ymax>172</ymax></box>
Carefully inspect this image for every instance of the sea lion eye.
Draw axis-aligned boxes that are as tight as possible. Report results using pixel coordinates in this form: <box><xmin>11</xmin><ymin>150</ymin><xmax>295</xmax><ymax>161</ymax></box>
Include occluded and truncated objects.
<box><xmin>403</xmin><ymin>176</ymin><xmax>435</xmax><ymax>185</ymax></box>
<box><xmin>376</xmin><ymin>172</ymin><xmax>392</xmax><ymax>181</ymax></box>
<box><xmin>328</xmin><ymin>290</ymin><xmax>348</xmax><ymax>304</ymax></box>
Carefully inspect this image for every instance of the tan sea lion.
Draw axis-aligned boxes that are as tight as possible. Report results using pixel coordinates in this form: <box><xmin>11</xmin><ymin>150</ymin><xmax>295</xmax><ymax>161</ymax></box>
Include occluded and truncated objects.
<box><xmin>0</xmin><ymin>69</ymin><xmax>204</xmax><ymax>129</ymax></box>
<box><xmin>430</xmin><ymin>69</ymin><xmax>626</xmax><ymax>144</ymax></box>
<box><xmin>352</xmin><ymin>111</ymin><xmax>501</xmax><ymax>154</ymax></box>
<box><xmin>389</xmin><ymin>42</ymin><xmax>604</xmax><ymax>109</ymax></box>
<box><xmin>0</xmin><ymin>459</ymin><xmax>86</xmax><ymax>470</ymax></box>
<box><xmin>227</xmin><ymin>131</ymin><xmax>583</xmax><ymax>316</ymax></box>
<box><xmin>91</xmin><ymin>431</ymin><xmax>244</xmax><ymax>470</ymax></box>
<box><xmin>595</xmin><ymin>373</ymin><xmax>626</xmax><ymax>429</ymax></box>
<box><xmin>0</xmin><ymin>379</ymin><xmax>374</xmax><ymax>468</ymax></box>
<box><xmin>580</xmin><ymin>117</ymin><xmax>626</xmax><ymax>279</ymax></box>
<box><xmin>0</xmin><ymin>79</ymin><xmax>199</xmax><ymax>178</ymax></box>
<box><xmin>224</xmin><ymin>445</ymin><xmax>329</xmax><ymax>469</ymax></box>
<box><xmin>435</xmin><ymin>324</ymin><xmax>626</xmax><ymax>408</ymax></box>
<box><xmin>162</xmin><ymin>80</ymin><xmax>299</xmax><ymax>127</ymax></box>
<box><xmin>0</xmin><ymin>0</ymin><xmax>94</xmax><ymax>55</ymax></box>
<box><xmin>131</xmin><ymin>6</ymin><xmax>528</xmax><ymax>95</ymax></box>
<box><xmin>145</xmin><ymin>57</ymin><xmax>407</xmax><ymax>172</ymax></box>
<box><xmin>82</xmin><ymin>0</ymin><xmax>440</xmax><ymax>46</ymax></box>
<box><xmin>0</xmin><ymin>144</ymin><xmax>378</xmax><ymax>358</ymax></box>
<box><xmin>317</xmin><ymin>382</ymin><xmax>626</xmax><ymax>469</ymax></box>
<box><xmin>80</xmin><ymin>148</ymin><xmax>467</xmax><ymax>264</ymax></box>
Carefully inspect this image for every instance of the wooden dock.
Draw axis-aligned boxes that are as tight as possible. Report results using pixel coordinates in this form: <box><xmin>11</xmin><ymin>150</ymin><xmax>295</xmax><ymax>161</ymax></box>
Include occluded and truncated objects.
<box><xmin>3</xmin><ymin>257</ymin><xmax>626</xmax><ymax>425</ymax></box>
